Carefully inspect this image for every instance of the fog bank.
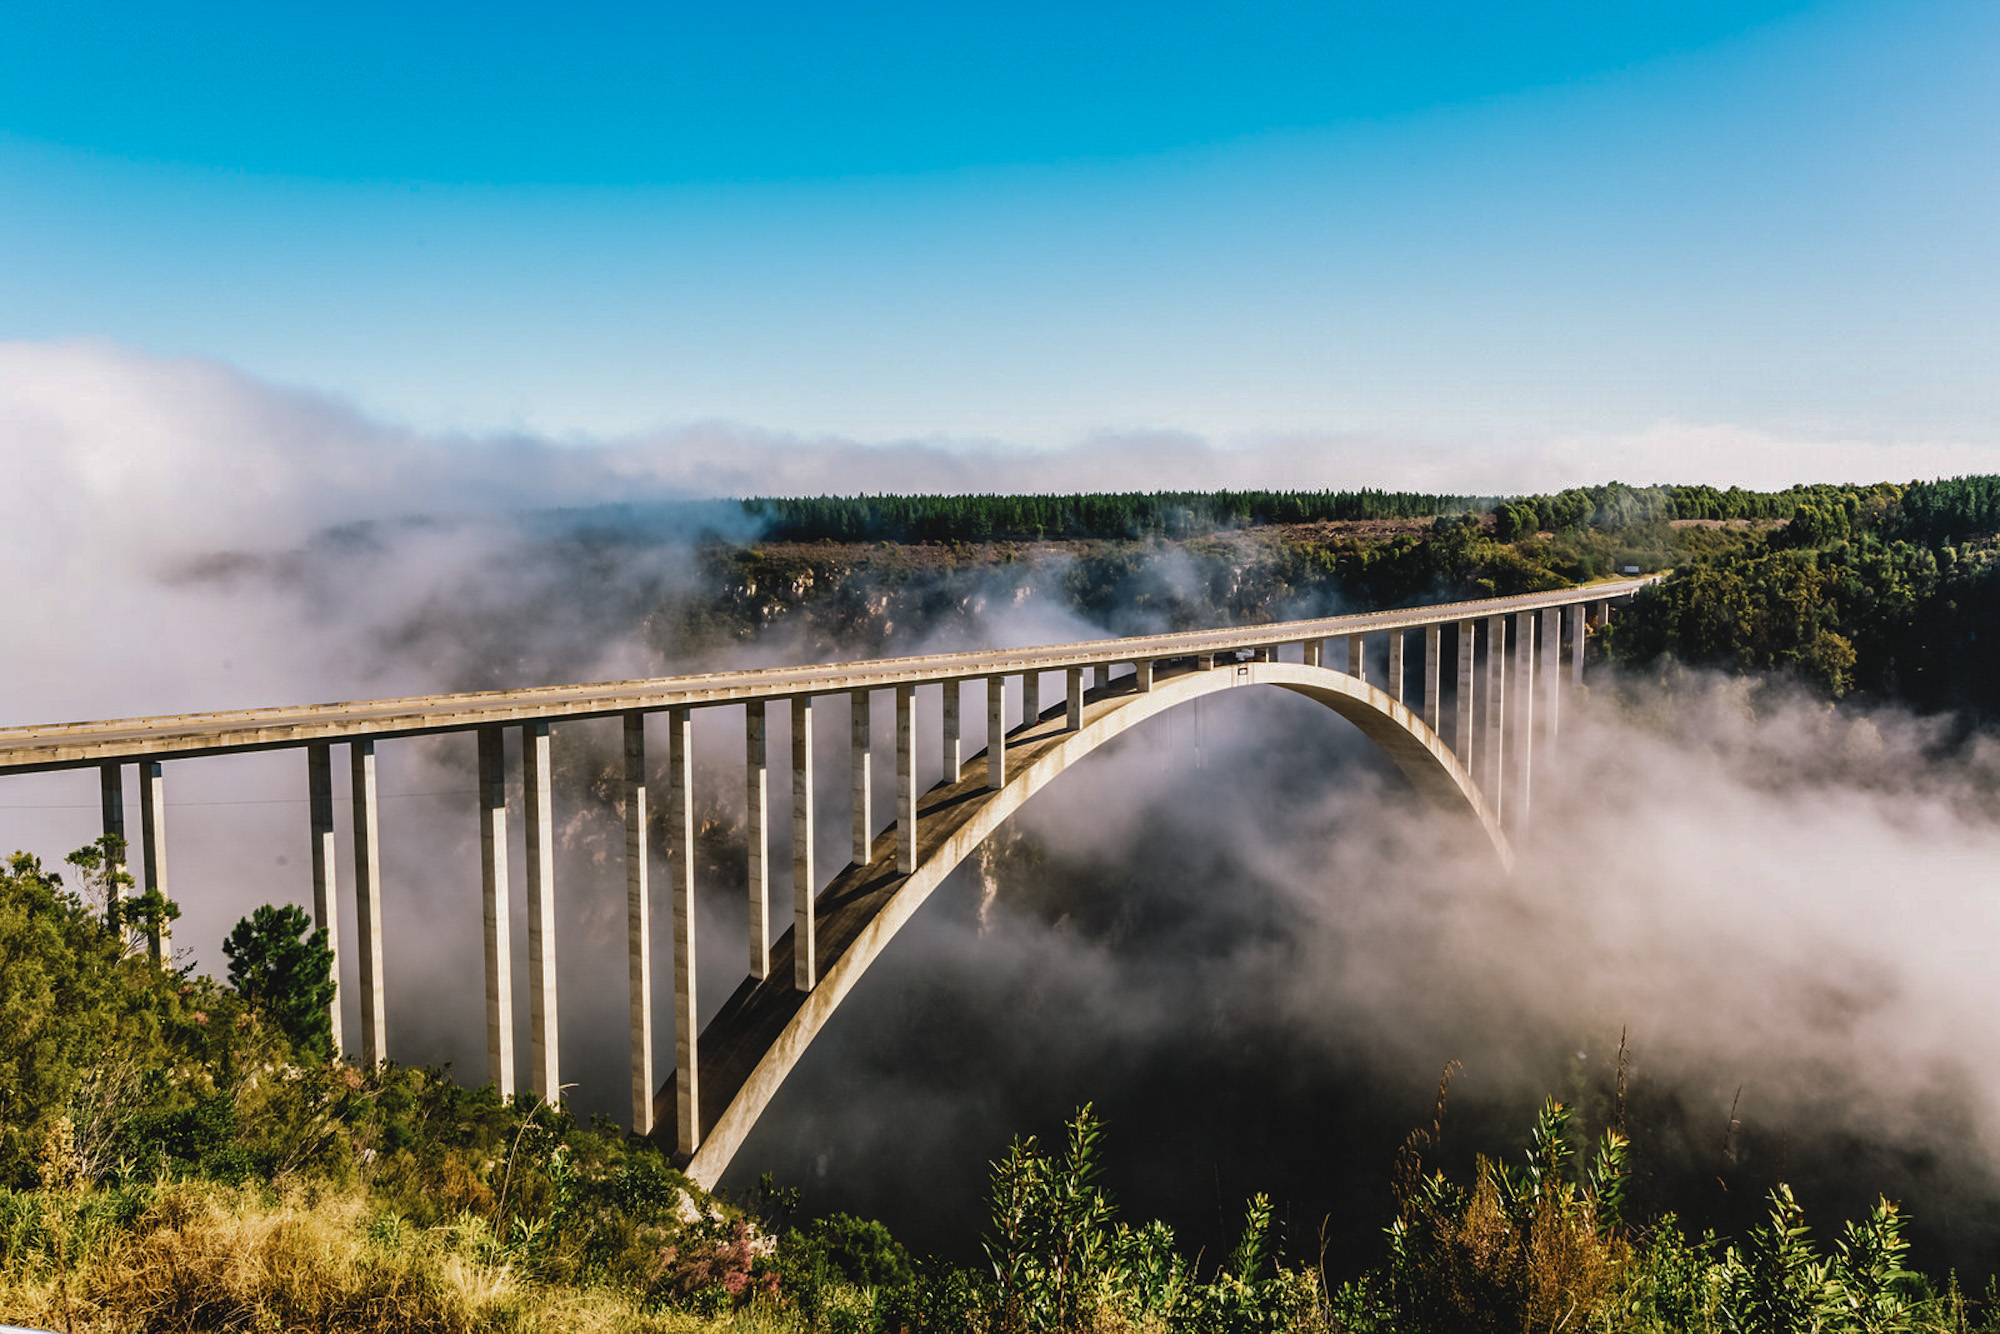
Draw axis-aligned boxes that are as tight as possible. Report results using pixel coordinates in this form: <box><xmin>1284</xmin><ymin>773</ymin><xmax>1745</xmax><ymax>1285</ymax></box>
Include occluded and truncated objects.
<box><xmin>6</xmin><ymin>340</ymin><xmax>2000</xmax><ymax>1273</ymax></box>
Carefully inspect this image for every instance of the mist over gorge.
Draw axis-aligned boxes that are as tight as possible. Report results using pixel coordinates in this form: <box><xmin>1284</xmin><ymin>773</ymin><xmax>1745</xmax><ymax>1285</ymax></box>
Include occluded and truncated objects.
<box><xmin>4</xmin><ymin>348</ymin><xmax>1998</xmax><ymax>1288</ymax></box>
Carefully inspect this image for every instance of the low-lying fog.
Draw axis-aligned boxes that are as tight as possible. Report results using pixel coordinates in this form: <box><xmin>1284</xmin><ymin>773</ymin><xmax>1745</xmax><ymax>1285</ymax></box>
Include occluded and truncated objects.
<box><xmin>7</xmin><ymin>341</ymin><xmax>2000</xmax><ymax>1275</ymax></box>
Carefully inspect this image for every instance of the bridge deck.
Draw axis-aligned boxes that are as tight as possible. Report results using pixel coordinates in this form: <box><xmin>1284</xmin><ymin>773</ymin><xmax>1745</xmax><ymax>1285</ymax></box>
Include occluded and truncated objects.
<box><xmin>0</xmin><ymin>578</ymin><xmax>1652</xmax><ymax>773</ymax></box>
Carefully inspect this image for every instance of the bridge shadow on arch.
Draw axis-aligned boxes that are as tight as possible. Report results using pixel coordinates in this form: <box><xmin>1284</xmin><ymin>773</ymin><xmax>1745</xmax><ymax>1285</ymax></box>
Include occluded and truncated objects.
<box><xmin>659</xmin><ymin>659</ymin><xmax>1508</xmax><ymax>1186</ymax></box>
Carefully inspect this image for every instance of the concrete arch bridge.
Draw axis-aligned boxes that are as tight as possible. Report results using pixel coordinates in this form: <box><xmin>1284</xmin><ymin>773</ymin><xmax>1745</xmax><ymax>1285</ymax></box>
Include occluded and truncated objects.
<box><xmin>0</xmin><ymin>579</ymin><xmax>1649</xmax><ymax>1187</ymax></box>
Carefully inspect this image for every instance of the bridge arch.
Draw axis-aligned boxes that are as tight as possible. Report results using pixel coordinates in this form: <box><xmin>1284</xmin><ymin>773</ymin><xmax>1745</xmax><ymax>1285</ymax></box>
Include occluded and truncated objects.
<box><xmin>668</xmin><ymin>659</ymin><xmax>1507</xmax><ymax>1186</ymax></box>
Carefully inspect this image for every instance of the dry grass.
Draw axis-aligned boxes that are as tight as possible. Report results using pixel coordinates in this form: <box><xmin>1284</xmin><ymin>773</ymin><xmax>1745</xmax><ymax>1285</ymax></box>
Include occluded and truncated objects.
<box><xmin>0</xmin><ymin>1179</ymin><xmax>790</xmax><ymax>1334</ymax></box>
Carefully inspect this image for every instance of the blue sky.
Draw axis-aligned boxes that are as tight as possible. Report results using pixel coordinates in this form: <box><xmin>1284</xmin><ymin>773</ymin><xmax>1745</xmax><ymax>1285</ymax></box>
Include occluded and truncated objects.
<box><xmin>2</xmin><ymin>1</ymin><xmax>1996</xmax><ymax>468</ymax></box>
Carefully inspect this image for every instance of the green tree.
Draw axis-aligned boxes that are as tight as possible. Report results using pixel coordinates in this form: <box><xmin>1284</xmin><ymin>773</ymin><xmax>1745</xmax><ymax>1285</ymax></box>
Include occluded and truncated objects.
<box><xmin>222</xmin><ymin>903</ymin><xmax>336</xmax><ymax>1062</ymax></box>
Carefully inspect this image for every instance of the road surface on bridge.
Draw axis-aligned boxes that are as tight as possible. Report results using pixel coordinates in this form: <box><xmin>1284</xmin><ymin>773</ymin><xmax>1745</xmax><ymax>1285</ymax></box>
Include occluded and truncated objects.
<box><xmin>0</xmin><ymin>577</ymin><xmax>1653</xmax><ymax>773</ymax></box>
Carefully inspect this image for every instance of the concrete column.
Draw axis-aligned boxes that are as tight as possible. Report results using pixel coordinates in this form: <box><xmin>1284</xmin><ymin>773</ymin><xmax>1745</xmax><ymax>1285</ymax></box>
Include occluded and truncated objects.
<box><xmin>1067</xmin><ymin>666</ymin><xmax>1085</xmax><ymax>729</ymax></box>
<box><xmin>1484</xmin><ymin>616</ymin><xmax>1507</xmax><ymax>818</ymax></box>
<box><xmin>305</xmin><ymin>745</ymin><xmax>341</xmax><ymax>1060</ymax></box>
<box><xmin>1520</xmin><ymin>612</ymin><xmax>1536</xmax><ymax>836</ymax></box>
<box><xmin>1567</xmin><ymin>604</ymin><xmax>1586</xmax><ymax>686</ymax></box>
<box><xmin>1099</xmin><ymin>663</ymin><xmax>1118</xmax><ymax>692</ymax></box>
<box><xmin>98</xmin><ymin>761</ymin><xmax>125</xmax><ymax>863</ymax></box>
<box><xmin>1594</xmin><ymin>599</ymin><xmax>1612</xmax><ymax>629</ymax></box>
<box><xmin>1133</xmin><ymin>659</ymin><xmax>1154</xmax><ymax>692</ymax></box>
<box><xmin>1388</xmin><ymin>631</ymin><xmax>1406</xmax><ymax>704</ymax></box>
<box><xmin>1455</xmin><ymin>621</ymin><xmax>1476</xmax><ymax>764</ymax></box>
<box><xmin>1195</xmin><ymin>653</ymin><xmax>1215</xmax><ymax>671</ymax></box>
<box><xmin>1423</xmin><ymin>624</ymin><xmax>1442</xmax><ymax>735</ymax></box>
<box><xmin>668</xmin><ymin>706</ymin><xmax>699</xmax><ymax>1153</ymax></box>
<box><xmin>1512</xmin><ymin>611</ymin><xmax>1537</xmax><ymax>836</ymax></box>
<box><xmin>987</xmin><ymin>675</ymin><xmax>1007</xmax><ymax>789</ymax></box>
<box><xmin>1022</xmin><ymin>670</ymin><xmax>1041</xmax><ymax>730</ymax></box>
<box><xmin>1540</xmin><ymin>607</ymin><xmax>1561</xmax><ymax>756</ymax></box>
<box><xmin>137</xmin><ymin>759</ymin><xmax>169</xmax><ymax>963</ymax></box>
<box><xmin>477</xmin><ymin>725</ymin><xmax>515</xmax><ymax>1097</ymax></box>
<box><xmin>895</xmin><ymin>684</ymin><xmax>917</xmax><ymax>874</ymax></box>
<box><xmin>351</xmin><ymin>740</ymin><xmax>386</xmax><ymax>1068</ymax></box>
<box><xmin>1348</xmin><ymin>634</ymin><xmax>1367</xmax><ymax>685</ymax></box>
<box><xmin>746</xmin><ymin>702</ymin><xmax>770</xmax><ymax>979</ymax></box>
<box><xmin>1302</xmin><ymin>639</ymin><xmax>1322</xmax><ymax>668</ymax></box>
<box><xmin>849</xmin><ymin>691</ymin><xmax>871</xmax><ymax>867</ymax></box>
<box><xmin>791</xmin><ymin>696</ymin><xmax>815</xmax><ymax>992</ymax></box>
<box><xmin>523</xmin><ymin>720</ymin><xmax>557</xmax><ymax>1101</ymax></box>
<box><xmin>622</xmin><ymin>713</ymin><xmax>652</xmax><ymax>1134</ymax></box>
<box><xmin>940</xmin><ymin>681</ymin><xmax>961</xmax><ymax>783</ymax></box>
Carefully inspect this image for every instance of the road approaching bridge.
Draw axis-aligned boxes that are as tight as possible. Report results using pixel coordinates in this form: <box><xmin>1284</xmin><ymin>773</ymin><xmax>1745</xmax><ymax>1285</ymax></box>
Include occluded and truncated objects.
<box><xmin>0</xmin><ymin>577</ymin><xmax>1651</xmax><ymax>1183</ymax></box>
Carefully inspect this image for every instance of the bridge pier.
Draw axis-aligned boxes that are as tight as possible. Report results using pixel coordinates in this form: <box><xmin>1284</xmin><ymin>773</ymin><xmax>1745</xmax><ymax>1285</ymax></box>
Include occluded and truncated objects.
<box><xmin>1484</xmin><ymin>615</ymin><xmax>1506</xmax><ymax>817</ymax></box>
<box><xmin>1302</xmin><ymin>639</ymin><xmax>1322</xmax><ymax>668</ymax></box>
<box><xmin>849</xmin><ymin>692</ymin><xmax>871</xmax><ymax>867</ymax></box>
<box><xmin>623</xmin><ymin>713</ymin><xmax>652</xmax><ymax>1134</ymax></box>
<box><xmin>896</xmin><ymin>684</ymin><xmax>917</xmax><ymax>873</ymax></box>
<box><xmin>671</xmin><ymin>706</ymin><xmax>700</xmax><ymax>1153</ymax></box>
<box><xmin>137</xmin><ymin>759</ymin><xmax>170</xmax><ymax>963</ymax></box>
<box><xmin>477</xmin><ymin>726</ymin><xmax>515</xmax><ymax>1097</ymax></box>
<box><xmin>747</xmin><ymin>702</ymin><xmax>771</xmax><ymax>979</ymax></box>
<box><xmin>1348</xmin><ymin>634</ymin><xmax>1367</xmax><ymax>684</ymax></box>
<box><xmin>1567</xmin><ymin>605</ymin><xmax>1586</xmax><ymax>685</ymax></box>
<box><xmin>1388</xmin><ymin>630</ymin><xmax>1406</xmax><ymax>704</ymax></box>
<box><xmin>99</xmin><ymin>761</ymin><xmax>124</xmax><ymax>849</ymax></box>
<box><xmin>1133</xmin><ymin>659</ymin><xmax>1154</xmax><ymax>692</ymax></box>
<box><xmin>988</xmin><ymin>676</ymin><xmax>1007</xmax><ymax>788</ymax></box>
<box><xmin>98</xmin><ymin>762</ymin><xmax>127</xmax><ymax>919</ymax></box>
<box><xmin>1022</xmin><ymin>671</ymin><xmax>1041</xmax><ymax>729</ymax></box>
<box><xmin>523</xmin><ymin>720</ymin><xmax>558</xmax><ymax>1101</ymax></box>
<box><xmin>1456</xmin><ymin>620</ymin><xmax>1475</xmax><ymax>762</ymax></box>
<box><xmin>1067</xmin><ymin>666</ymin><xmax>1085</xmax><ymax>729</ymax></box>
<box><xmin>791</xmin><ymin>697</ymin><xmax>815</xmax><ymax>991</ymax></box>
<box><xmin>941</xmin><ymin>681</ymin><xmax>961</xmax><ymax>782</ymax></box>
<box><xmin>1424</xmin><ymin>624</ymin><xmax>1442</xmax><ymax>733</ymax></box>
<box><xmin>352</xmin><ymin>739</ymin><xmax>386</xmax><ymax>1068</ymax></box>
<box><xmin>1511</xmin><ymin>611</ymin><xmax>1536</xmax><ymax>837</ymax></box>
<box><xmin>305</xmin><ymin>746</ymin><xmax>341</xmax><ymax>1059</ymax></box>
<box><xmin>1540</xmin><ymin>607</ymin><xmax>1561</xmax><ymax>757</ymax></box>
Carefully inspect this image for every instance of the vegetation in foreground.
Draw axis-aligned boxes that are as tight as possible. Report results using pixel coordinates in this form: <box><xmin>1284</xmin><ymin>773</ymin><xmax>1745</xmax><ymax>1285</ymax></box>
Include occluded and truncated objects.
<box><xmin>6</xmin><ymin>841</ymin><xmax>2000</xmax><ymax>1332</ymax></box>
